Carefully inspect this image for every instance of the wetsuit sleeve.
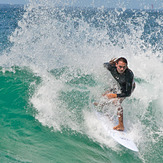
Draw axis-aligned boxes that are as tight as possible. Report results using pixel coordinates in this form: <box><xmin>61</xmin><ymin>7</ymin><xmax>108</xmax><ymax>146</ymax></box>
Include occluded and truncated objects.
<box><xmin>103</xmin><ymin>62</ymin><xmax>114</xmax><ymax>71</ymax></box>
<box><xmin>117</xmin><ymin>81</ymin><xmax>133</xmax><ymax>98</ymax></box>
<box><xmin>117</xmin><ymin>71</ymin><xmax>134</xmax><ymax>98</ymax></box>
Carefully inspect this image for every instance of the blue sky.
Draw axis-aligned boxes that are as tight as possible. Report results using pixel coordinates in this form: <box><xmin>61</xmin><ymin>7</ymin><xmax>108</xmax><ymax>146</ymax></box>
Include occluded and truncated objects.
<box><xmin>0</xmin><ymin>0</ymin><xmax>162</xmax><ymax>9</ymax></box>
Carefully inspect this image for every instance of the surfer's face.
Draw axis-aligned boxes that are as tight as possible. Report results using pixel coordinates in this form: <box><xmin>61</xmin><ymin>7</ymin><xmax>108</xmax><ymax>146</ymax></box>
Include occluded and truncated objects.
<box><xmin>116</xmin><ymin>61</ymin><xmax>127</xmax><ymax>74</ymax></box>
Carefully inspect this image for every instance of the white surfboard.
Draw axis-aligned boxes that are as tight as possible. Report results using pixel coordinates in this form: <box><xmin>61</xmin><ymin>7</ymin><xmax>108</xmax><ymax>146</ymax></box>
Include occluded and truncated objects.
<box><xmin>109</xmin><ymin>130</ymin><xmax>139</xmax><ymax>152</ymax></box>
<box><xmin>95</xmin><ymin>111</ymin><xmax>139</xmax><ymax>152</ymax></box>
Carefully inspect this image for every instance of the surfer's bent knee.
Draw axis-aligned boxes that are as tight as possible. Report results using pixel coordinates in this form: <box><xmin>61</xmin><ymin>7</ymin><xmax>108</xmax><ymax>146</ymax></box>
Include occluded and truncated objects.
<box><xmin>117</xmin><ymin>107</ymin><xmax>123</xmax><ymax>117</ymax></box>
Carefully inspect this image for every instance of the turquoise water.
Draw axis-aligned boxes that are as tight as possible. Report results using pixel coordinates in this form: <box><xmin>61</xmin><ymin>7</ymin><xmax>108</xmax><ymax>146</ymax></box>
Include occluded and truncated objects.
<box><xmin>0</xmin><ymin>1</ymin><xmax>163</xmax><ymax>163</ymax></box>
<box><xmin>0</xmin><ymin>67</ymin><xmax>143</xmax><ymax>163</ymax></box>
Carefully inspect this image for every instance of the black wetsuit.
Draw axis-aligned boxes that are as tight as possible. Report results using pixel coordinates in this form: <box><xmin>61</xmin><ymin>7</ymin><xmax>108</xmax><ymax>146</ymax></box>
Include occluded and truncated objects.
<box><xmin>104</xmin><ymin>62</ymin><xmax>134</xmax><ymax>98</ymax></box>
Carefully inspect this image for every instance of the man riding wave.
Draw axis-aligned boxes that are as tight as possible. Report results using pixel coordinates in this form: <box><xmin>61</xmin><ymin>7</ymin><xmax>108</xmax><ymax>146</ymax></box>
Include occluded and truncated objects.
<box><xmin>95</xmin><ymin>57</ymin><xmax>135</xmax><ymax>131</ymax></box>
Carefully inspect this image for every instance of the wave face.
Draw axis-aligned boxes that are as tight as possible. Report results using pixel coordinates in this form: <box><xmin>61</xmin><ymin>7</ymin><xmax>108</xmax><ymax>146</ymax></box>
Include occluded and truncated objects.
<box><xmin>0</xmin><ymin>1</ymin><xmax>162</xmax><ymax>162</ymax></box>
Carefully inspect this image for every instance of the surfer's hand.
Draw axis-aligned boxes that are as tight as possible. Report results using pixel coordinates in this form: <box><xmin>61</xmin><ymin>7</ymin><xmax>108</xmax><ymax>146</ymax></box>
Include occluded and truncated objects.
<box><xmin>109</xmin><ymin>58</ymin><xmax>116</xmax><ymax>65</ymax></box>
<box><xmin>106</xmin><ymin>93</ymin><xmax>117</xmax><ymax>99</ymax></box>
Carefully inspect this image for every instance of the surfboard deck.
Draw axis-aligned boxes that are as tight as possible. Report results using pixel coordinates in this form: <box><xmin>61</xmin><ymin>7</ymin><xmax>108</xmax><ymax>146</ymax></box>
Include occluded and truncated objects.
<box><xmin>95</xmin><ymin>111</ymin><xmax>139</xmax><ymax>152</ymax></box>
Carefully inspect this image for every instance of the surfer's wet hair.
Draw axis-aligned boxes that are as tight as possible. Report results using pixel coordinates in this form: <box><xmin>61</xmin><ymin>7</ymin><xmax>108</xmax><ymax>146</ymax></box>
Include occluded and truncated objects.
<box><xmin>116</xmin><ymin>57</ymin><xmax>128</xmax><ymax>65</ymax></box>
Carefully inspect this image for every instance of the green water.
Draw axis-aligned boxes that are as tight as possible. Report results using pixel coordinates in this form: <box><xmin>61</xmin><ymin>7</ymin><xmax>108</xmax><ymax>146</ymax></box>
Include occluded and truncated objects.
<box><xmin>0</xmin><ymin>67</ymin><xmax>145</xmax><ymax>163</ymax></box>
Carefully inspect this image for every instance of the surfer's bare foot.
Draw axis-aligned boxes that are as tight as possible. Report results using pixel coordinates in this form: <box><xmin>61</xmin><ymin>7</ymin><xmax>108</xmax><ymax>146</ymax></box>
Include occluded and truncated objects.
<box><xmin>113</xmin><ymin>124</ymin><xmax>124</xmax><ymax>131</ymax></box>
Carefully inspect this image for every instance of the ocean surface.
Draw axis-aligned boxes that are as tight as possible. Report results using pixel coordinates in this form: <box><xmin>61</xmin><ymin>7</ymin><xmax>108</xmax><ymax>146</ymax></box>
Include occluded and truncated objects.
<box><xmin>0</xmin><ymin>1</ymin><xmax>163</xmax><ymax>163</ymax></box>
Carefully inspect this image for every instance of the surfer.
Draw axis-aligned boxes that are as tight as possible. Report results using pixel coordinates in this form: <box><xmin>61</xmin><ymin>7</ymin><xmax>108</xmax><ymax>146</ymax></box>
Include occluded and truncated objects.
<box><xmin>96</xmin><ymin>57</ymin><xmax>135</xmax><ymax>131</ymax></box>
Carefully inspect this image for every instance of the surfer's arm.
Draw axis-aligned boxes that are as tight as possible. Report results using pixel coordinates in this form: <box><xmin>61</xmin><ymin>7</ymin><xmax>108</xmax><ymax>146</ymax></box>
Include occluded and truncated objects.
<box><xmin>103</xmin><ymin>62</ymin><xmax>115</xmax><ymax>71</ymax></box>
<box><xmin>105</xmin><ymin>92</ymin><xmax>130</xmax><ymax>99</ymax></box>
<box><xmin>117</xmin><ymin>69</ymin><xmax>134</xmax><ymax>98</ymax></box>
<box><xmin>105</xmin><ymin>93</ymin><xmax>117</xmax><ymax>99</ymax></box>
<box><xmin>117</xmin><ymin>91</ymin><xmax>131</xmax><ymax>98</ymax></box>
<box><xmin>117</xmin><ymin>80</ymin><xmax>133</xmax><ymax>98</ymax></box>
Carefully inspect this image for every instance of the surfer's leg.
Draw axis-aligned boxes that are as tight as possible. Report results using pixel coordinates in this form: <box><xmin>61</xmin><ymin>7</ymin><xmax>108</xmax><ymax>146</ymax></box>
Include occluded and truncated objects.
<box><xmin>113</xmin><ymin>107</ymin><xmax>124</xmax><ymax>131</ymax></box>
<box><xmin>113</xmin><ymin>98</ymin><xmax>125</xmax><ymax>131</ymax></box>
